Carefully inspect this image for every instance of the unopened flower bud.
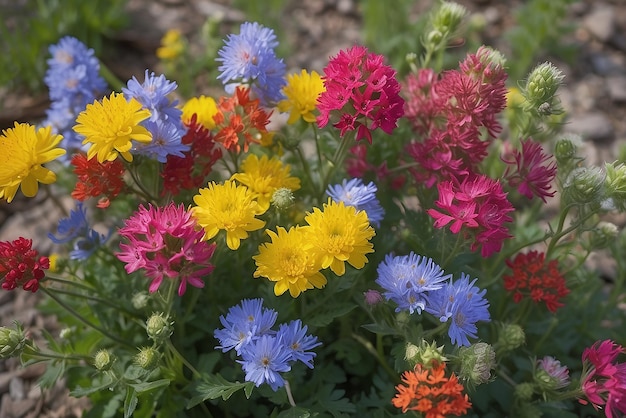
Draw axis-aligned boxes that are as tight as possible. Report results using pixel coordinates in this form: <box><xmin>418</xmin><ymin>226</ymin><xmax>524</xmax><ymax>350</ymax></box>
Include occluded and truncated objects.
<box><xmin>535</xmin><ymin>356</ymin><xmax>570</xmax><ymax>392</ymax></box>
<box><xmin>132</xmin><ymin>292</ymin><xmax>150</xmax><ymax>310</ymax></box>
<box><xmin>431</xmin><ymin>2</ymin><xmax>467</xmax><ymax>35</ymax></box>
<box><xmin>134</xmin><ymin>347</ymin><xmax>160</xmax><ymax>370</ymax></box>
<box><xmin>496</xmin><ymin>323</ymin><xmax>525</xmax><ymax>353</ymax></box>
<box><xmin>515</xmin><ymin>382</ymin><xmax>535</xmax><ymax>401</ymax></box>
<box><xmin>554</xmin><ymin>135</ymin><xmax>580</xmax><ymax>170</ymax></box>
<box><xmin>604</xmin><ymin>163</ymin><xmax>626</xmax><ymax>211</ymax></box>
<box><xmin>395</xmin><ymin>311</ymin><xmax>411</xmax><ymax>328</ymax></box>
<box><xmin>94</xmin><ymin>349</ymin><xmax>114</xmax><ymax>371</ymax></box>
<box><xmin>457</xmin><ymin>342</ymin><xmax>496</xmax><ymax>386</ymax></box>
<box><xmin>406</xmin><ymin>340</ymin><xmax>448</xmax><ymax>368</ymax></box>
<box><xmin>588</xmin><ymin>221</ymin><xmax>619</xmax><ymax>250</ymax></box>
<box><xmin>363</xmin><ymin>289</ymin><xmax>383</xmax><ymax>306</ymax></box>
<box><xmin>426</xmin><ymin>30</ymin><xmax>444</xmax><ymax>46</ymax></box>
<box><xmin>0</xmin><ymin>322</ymin><xmax>26</xmax><ymax>359</ymax></box>
<box><xmin>477</xmin><ymin>46</ymin><xmax>506</xmax><ymax>69</ymax></box>
<box><xmin>146</xmin><ymin>313</ymin><xmax>173</xmax><ymax>343</ymax></box>
<box><xmin>59</xmin><ymin>327</ymin><xmax>73</xmax><ymax>340</ymax></box>
<box><xmin>271</xmin><ymin>188</ymin><xmax>295</xmax><ymax>211</ymax></box>
<box><xmin>523</xmin><ymin>62</ymin><xmax>564</xmax><ymax>112</ymax></box>
<box><xmin>563</xmin><ymin>166</ymin><xmax>606</xmax><ymax>206</ymax></box>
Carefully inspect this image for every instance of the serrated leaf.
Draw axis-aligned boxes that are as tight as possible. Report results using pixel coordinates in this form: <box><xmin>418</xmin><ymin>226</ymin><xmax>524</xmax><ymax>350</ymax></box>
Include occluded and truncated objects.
<box><xmin>361</xmin><ymin>322</ymin><xmax>401</xmax><ymax>336</ymax></box>
<box><xmin>186</xmin><ymin>374</ymin><xmax>255</xmax><ymax>408</ymax></box>
<box><xmin>307</xmin><ymin>302</ymin><xmax>357</xmax><ymax>327</ymax></box>
<box><xmin>124</xmin><ymin>386</ymin><xmax>138</xmax><ymax>418</ymax></box>
<box><xmin>130</xmin><ymin>379</ymin><xmax>170</xmax><ymax>394</ymax></box>
<box><xmin>278</xmin><ymin>406</ymin><xmax>311</xmax><ymax>418</ymax></box>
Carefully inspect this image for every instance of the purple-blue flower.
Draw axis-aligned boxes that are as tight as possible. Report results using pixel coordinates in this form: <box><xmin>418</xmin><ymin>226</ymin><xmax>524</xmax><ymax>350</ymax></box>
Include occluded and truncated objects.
<box><xmin>376</xmin><ymin>252</ymin><xmax>451</xmax><ymax>314</ymax></box>
<box><xmin>425</xmin><ymin>273</ymin><xmax>491</xmax><ymax>347</ymax></box>
<box><xmin>216</xmin><ymin>22</ymin><xmax>286</xmax><ymax>106</ymax></box>
<box><xmin>214</xmin><ymin>298</ymin><xmax>278</xmax><ymax>354</ymax></box>
<box><xmin>48</xmin><ymin>202</ymin><xmax>109</xmax><ymax>260</ymax></box>
<box><xmin>276</xmin><ymin>320</ymin><xmax>321</xmax><ymax>369</ymax></box>
<box><xmin>327</xmin><ymin>178</ymin><xmax>385</xmax><ymax>227</ymax></box>
<box><xmin>133</xmin><ymin>119</ymin><xmax>188</xmax><ymax>163</ymax></box>
<box><xmin>238</xmin><ymin>334</ymin><xmax>292</xmax><ymax>391</ymax></box>
<box><xmin>122</xmin><ymin>70</ymin><xmax>182</xmax><ymax>123</ymax></box>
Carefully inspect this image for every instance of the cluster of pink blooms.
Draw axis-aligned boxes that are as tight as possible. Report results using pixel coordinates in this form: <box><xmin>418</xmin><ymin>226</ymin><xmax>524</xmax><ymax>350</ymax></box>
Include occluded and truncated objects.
<box><xmin>580</xmin><ymin>339</ymin><xmax>626</xmax><ymax>417</ymax></box>
<box><xmin>316</xmin><ymin>45</ymin><xmax>405</xmax><ymax>144</ymax></box>
<box><xmin>427</xmin><ymin>174</ymin><xmax>514</xmax><ymax>257</ymax></box>
<box><xmin>0</xmin><ymin>237</ymin><xmax>49</xmax><ymax>292</ymax></box>
<box><xmin>115</xmin><ymin>203</ymin><xmax>216</xmax><ymax>296</ymax></box>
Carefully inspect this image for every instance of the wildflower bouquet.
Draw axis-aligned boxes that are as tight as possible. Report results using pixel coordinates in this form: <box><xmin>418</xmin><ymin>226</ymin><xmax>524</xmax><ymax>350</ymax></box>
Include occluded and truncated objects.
<box><xmin>2</xmin><ymin>2</ymin><xmax>626</xmax><ymax>417</ymax></box>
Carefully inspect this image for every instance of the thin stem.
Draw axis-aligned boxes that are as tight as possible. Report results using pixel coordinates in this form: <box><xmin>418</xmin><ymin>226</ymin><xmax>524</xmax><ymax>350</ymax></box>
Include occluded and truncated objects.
<box><xmin>99</xmin><ymin>60</ymin><xmax>125</xmax><ymax>91</ymax></box>
<box><xmin>44</xmin><ymin>274</ymin><xmax>95</xmax><ymax>292</ymax></box>
<box><xmin>166</xmin><ymin>339</ymin><xmax>200</xmax><ymax>379</ymax></box>
<box><xmin>22</xmin><ymin>345</ymin><xmax>90</xmax><ymax>363</ymax></box>
<box><xmin>351</xmin><ymin>332</ymin><xmax>398</xmax><ymax>382</ymax></box>
<box><xmin>50</xmin><ymin>288</ymin><xmax>141</xmax><ymax>319</ymax></box>
<box><xmin>40</xmin><ymin>286</ymin><xmax>133</xmax><ymax>348</ymax></box>
<box><xmin>284</xmin><ymin>380</ymin><xmax>297</xmax><ymax>407</ymax></box>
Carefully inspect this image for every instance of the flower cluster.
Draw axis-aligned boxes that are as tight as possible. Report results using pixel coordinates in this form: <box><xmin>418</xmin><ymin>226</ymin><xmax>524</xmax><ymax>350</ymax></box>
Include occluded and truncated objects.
<box><xmin>0</xmin><ymin>238</ymin><xmax>49</xmax><ymax>292</ymax></box>
<box><xmin>580</xmin><ymin>340</ymin><xmax>626</xmax><ymax>417</ymax></box>
<box><xmin>48</xmin><ymin>202</ymin><xmax>109</xmax><ymax>260</ymax></box>
<box><xmin>214</xmin><ymin>299</ymin><xmax>320</xmax><ymax>391</ymax></box>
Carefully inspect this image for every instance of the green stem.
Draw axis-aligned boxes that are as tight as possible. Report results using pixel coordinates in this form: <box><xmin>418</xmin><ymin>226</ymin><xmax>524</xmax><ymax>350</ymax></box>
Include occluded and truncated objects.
<box><xmin>545</xmin><ymin>208</ymin><xmax>595</xmax><ymax>260</ymax></box>
<box><xmin>50</xmin><ymin>288</ymin><xmax>141</xmax><ymax>319</ymax></box>
<box><xmin>40</xmin><ymin>286</ymin><xmax>133</xmax><ymax>348</ymax></box>
<box><xmin>351</xmin><ymin>332</ymin><xmax>398</xmax><ymax>383</ymax></box>
<box><xmin>99</xmin><ymin>60</ymin><xmax>125</xmax><ymax>91</ymax></box>
<box><xmin>22</xmin><ymin>345</ymin><xmax>90</xmax><ymax>363</ymax></box>
<box><xmin>166</xmin><ymin>339</ymin><xmax>200</xmax><ymax>379</ymax></box>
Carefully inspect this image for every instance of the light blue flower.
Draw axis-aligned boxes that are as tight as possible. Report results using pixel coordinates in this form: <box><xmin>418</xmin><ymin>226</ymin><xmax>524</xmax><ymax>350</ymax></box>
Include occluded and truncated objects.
<box><xmin>214</xmin><ymin>298</ymin><xmax>278</xmax><ymax>354</ymax></box>
<box><xmin>327</xmin><ymin>178</ymin><xmax>385</xmax><ymax>227</ymax></box>
<box><xmin>275</xmin><ymin>319</ymin><xmax>321</xmax><ymax>369</ymax></box>
<box><xmin>238</xmin><ymin>334</ymin><xmax>292</xmax><ymax>391</ymax></box>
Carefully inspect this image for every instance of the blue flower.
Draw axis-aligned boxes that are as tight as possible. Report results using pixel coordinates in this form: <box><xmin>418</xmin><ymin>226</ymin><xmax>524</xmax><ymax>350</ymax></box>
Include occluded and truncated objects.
<box><xmin>122</xmin><ymin>70</ymin><xmax>182</xmax><ymax>123</ymax></box>
<box><xmin>70</xmin><ymin>229</ymin><xmax>108</xmax><ymax>260</ymax></box>
<box><xmin>216</xmin><ymin>22</ymin><xmax>286</xmax><ymax>106</ymax></box>
<box><xmin>214</xmin><ymin>298</ymin><xmax>278</xmax><ymax>354</ymax></box>
<box><xmin>327</xmin><ymin>178</ymin><xmax>385</xmax><ymax>227</ymax></box>
<box><xmin>238</xmin><ymin>334</ymin><xmax>292</xmax><ymax>391</ymax></box>
<box><xmin>133</xmin><ymin>119</ymin><xmax>188</xmax><ymax>163</ymax></box>
<box><xmin>425</xmin><ymin>273</ymin><xmax>491</xmax><ymax>347</ymax></box>
<box><xmin>48</xmin><ymin>202</ymin><xmax>109</xmax><ymax>260</ymax></box>
<box><xmin>376</xmin><ymin>252</ymin><xmax>451</xmax><ymax>314</ymax></box>
<box><xmin>275</xmin><ymin>320</ymin><xmax>321</xmax><ymax>369</ymax></box>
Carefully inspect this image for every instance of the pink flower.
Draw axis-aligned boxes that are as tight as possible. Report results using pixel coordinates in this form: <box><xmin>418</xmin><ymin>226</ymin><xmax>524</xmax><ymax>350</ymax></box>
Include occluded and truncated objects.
<box><xmin>580</xmin><ymin>340</ymin><xmax>626</xmax><ymax>418</ymax></box>
<box><xmin>504</xmin><ymin>139</ymin><xmax>557</xmax><ymax>202</ymax></box>
<box><xmin>426</xmin><ymin>175</ymin><xmax>514</xmax><ymax>257</ymax></box>
<box><xmin>316</xmin><ymin>45</ymin><xmax>405</xmax><ymax>143</ymax></box>
<box><xmin>537</xmin><ymin>356</ymin><xmax>570</xmax><ymax>389</ymax></box>
<box><xmin>116</xmin><ymin>203</ymin><xmax>216</xmax><ymax>296</ymax></box>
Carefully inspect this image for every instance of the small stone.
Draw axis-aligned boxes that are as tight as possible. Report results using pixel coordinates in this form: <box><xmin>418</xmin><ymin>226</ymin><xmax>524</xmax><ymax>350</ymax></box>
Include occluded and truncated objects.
<box><xmin>566</xmin><ymin>112</ymin><xmax>614</xmax><ymax>142</ymax></box>
<box><xmin>607</xmin><ymin>75</ymin><xmax>626</xmax><ymax>103</ymax></box>
<box><xmin>583</xmin><ymin>6</ymin><xmax>616</xmax><ymax>42</ymax></box>
<box><xmin>9</xmin><ymin>377</ymin><xmax>25</xmax><ymax>400</ymax></box>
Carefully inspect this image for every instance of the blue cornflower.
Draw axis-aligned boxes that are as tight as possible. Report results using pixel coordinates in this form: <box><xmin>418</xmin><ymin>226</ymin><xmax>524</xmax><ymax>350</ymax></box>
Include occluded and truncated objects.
<box><xmin>275</xmin><ymin>320</ymin><xmax>321</xmax><ymax>369</ymax></box>
<box><xmin>376</xmin><ymin>252</ymin><xmax>451</xmax><ymax>314</ymax></box>
<box><xmin>327</xmin><ymin>178</ymin><xmax>385</xmax><ymax>227</ymax></box>
<box><xmin>133</xmin><ymin>120</ymin><xmax>188</xmax><ymax>163</ymax></box>
<box><xmin>238</xmin><ymin>334</ymin><xmax>292</xmax><ymax>391</ymax></box>
<box><xmin>425</xmin><ymin>273</ymin><xmax>491</xmax><ymax>347</ymax></box>
<box><xmin>214</xmin><ymin>298</ymin><xmax>278</xmax><ymax>354</ymax></box>
<box><xmin>122</xmin><ymin>70</ymin><xmax>182</xmax><ymax>123</ymax></box>
<box><xmin>216</xmin><ymin>21</ymin><xmax>286</xmax><ymax>106</ymax></box>
<box><xmin>48</xmin><ymin>202</ymin><xmax>109</xmax><ymax>260</ymax></box>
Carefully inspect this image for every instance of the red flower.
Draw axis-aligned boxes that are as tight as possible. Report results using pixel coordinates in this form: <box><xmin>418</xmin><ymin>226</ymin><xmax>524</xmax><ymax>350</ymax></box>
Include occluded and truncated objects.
<box><xmin>0</xmin><ymin>237</ymin><xmax>49</xmax><ymax>292</ymax></box>
<box><xmin>503</xmin><ymin>139</ymin><xmax>557</xmax><ymax>202</ymax></box>
<box><xmin>427</xmin><ymin>175</ymin><xmax>514</xmax><ymax>257</ymax></box>
<box><xmin>161</xmin><ymin>114</ymin><xmax>222</xmax><ymax>196</ymax></box>
<box><xmin>503</xmin><ymin>251</ymin><xmax>569</xmax><ymax>312</ymax></box>
<box><xmin>71</xmin><ymin>154</ymin><xmax>125</xmax><ymax>208</ymax></box>
<box><xmin>316</xmin><ymin>45</ymin><xmax>405</xmax><ymax>143</ymax></box>
<box><xmin>392</xmin><ymin>361</ymin><xmax>472</xmax><ymax>417</ymax></box>
<box><xmin>579</xmin><ymin>340</ymin><xmax>626</xmax><ymax>418</ymax></box>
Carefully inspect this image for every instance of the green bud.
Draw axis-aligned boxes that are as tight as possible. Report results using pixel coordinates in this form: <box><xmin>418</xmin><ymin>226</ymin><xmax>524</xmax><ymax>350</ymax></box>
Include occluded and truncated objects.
<box><xmin>94</xmin><ymin>349</ymin><xmax>114</xmax><ymax>371</ymax></box>
<box><xmin>554</xmin><ymin>134</ymin><xmax>581</xmax><ymax>171</ymax></box>
<box><xmin>271</xmin><ymin>188</ymin><xmax>295</xmax><ymax>211</ymax></box>
<box><xmin>588</xmin><ymin>221</ymin><xmax>619</xmax><ymax>250</ymax></box>
<box><xmin>457</xmin><ymin>342</ymin><xmax>496</xmax><ymax>386</ymax></box>
<box><xmin>405</xmin><ymin>340</ymin><xmax>448</xmax><ymax>368</ymax></box>
<box><xmin>426</xmin><ymin>30</ymin><xmax>444</xmax><ymax>46</ymax></box>
<box><xmin>0</xmin><ymin>322</ymin><xmax>26</xmax><ymax>359</ymax></box>
<box><xmin>604</xmin><ymin>163</ymin><xmax>626</xmax><ymax>210</ymax></box>
<box><xmin>395</xmin><ymin>311</ymin><xmax>411</xmax><ymax>328</ymax></box>
<box><xmin>134</xmin><ymin>347</ymin><xmax>160</xmax><ymax>370</ymax></box>
<box><xmin>59</xmin><ymin>327</ymin><xmax>73</xmax><ymax>340</ymax></box>
<box><xmin>534</xmin><ymin>356</ymin><xmax>570</xmax><ymax>392</ymax></box>
<box><xmin>431</xmin><ymin>2</ymin><xmax>467</xmax><ymax>35</ymax></box>
<box><xmin>279</xmin><ymin>134</ymin><xmax>301</xmax><ymax>151</ymax></box>
<box><xmin>563</xmin><ymin>166</ymin><xmax>606</xmax><ymax>206</ymax></box>
<box><xmin>495</xmin><ymin>323</ymin><xmax>525</xmax><ymax>353</ymax></box>
<box><xmin>515</xmin><ymin>382</ymin><xmax>535</xmax><ymax>401</ymax></box>
<box><xmin>146</xmin><ymin>313</ymin><xmax>173</xmax><ymax>343</ymax></box>
<box><xmin>477</xmin><ymin>46</ymin><xmax>506</xmax><ymax>70</ymax></box>
<box><xmin>132</xmin><ymin>291</ymin><xmax>150</xmax><ymax>310</ymax></box>
<box><xmin>523</xmin><ymin>62</ymin><xmax>564</xmax><ymax>110</ymax></box>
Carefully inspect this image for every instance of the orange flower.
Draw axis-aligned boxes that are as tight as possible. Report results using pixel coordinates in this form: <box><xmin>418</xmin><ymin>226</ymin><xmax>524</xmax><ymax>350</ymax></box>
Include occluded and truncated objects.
<box><xmin>392</xmin><ymin>361</ymin><xmax>471</xmax><ymax>417</ymax></box>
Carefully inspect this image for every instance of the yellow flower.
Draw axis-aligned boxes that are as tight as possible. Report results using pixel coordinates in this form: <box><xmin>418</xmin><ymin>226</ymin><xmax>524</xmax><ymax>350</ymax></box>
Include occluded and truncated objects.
<box><xmin>231</xmin><ymin>154</ymin><xmax>301</xmax><ymax>212</ymax></box>
<box><xmin>74</xmin><ymin>93</ymin><xmax>151</xmax><ymax>163</ymax></box>
<box><xmin>182</xmin><ymin>96</ymin><xmax>219</xmax><ymax>130</ymax></box>
<box><xmin>304</xmin><ymin>199</ymin><xmax>375</xmax><ymax>276</ymax></box>
<box><xmin>277</xmin><ymin>69</ymin><xmax>325</xmax><ymax>124</ymax></box>
<box><xmin>0</xmin><ymin>122</ymin><xmax>65</xmax><ymax>203</ymax></box>
<box><xmin>192</xmin><ymin>180</ymin><xmax>266</xmax><ymax>250</ymax></box>
<box><xmin>253</xmin><ymin>226</ymin><xmax>326</xmax><ymax>297</ymax></box>
<box><xmin>156</xmin><ymin>29</ymin><xmax>185</xmax><ymax>60</ymax></box>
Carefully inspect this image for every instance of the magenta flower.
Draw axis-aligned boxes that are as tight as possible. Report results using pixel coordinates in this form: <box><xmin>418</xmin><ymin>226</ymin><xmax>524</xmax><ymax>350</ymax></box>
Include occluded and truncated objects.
<box><xmin>316</xmin><ymin>45</ymin><xmax>404</xmax><ymax>143</ymax></box>
<box><xmin>579</xmin><ymin>340</ymin><xmax>626</xmax><ymax>418</ymax></box>
<box><xmin>504</xmin><ymin>139</ymin><xmax>557</xmax><ymax>202</ymax></box>
<box><xmin>537</xmin><ymin>356</ymin><xmax>570</xmax><ymax>389</ymax></box>
<box><xmin>116</xmin><ymin>203</ymin><xmax>216</xmax><ymax>296</ymax></box>
<box><xmin>427</xmin><ymin>175</ymin><xmax>514</xmax><ymax>257</ymax></box>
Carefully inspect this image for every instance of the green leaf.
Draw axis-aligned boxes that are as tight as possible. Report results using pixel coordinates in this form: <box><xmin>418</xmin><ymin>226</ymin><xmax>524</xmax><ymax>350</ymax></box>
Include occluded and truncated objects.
<box><xmin>307</xmin><ymin>302</ymin><xmax>357</xmax><ymax>327</ymax></box>
<box><xmin>278</xmin><ymin>406</ymin><xmax>312</xmax><ymax>418</ymax></box>
<box><xmin>186</xmin><ymin>374</ymin><xmax>255</xmax><ymax>409</ymax></box>
<box><xmin>70</xmin><ymin>373</ymin><xmax>116</xmax><ymax>397</ymax></box>
<box><xmin>129</xmin><ymin>379</ymin><xmax>170</xmax><ymax>394</ymax></box>
<box><xmin>124</xmin><ymin>386</ymin><xmax>138</xmax><ymax>418</ymax></box>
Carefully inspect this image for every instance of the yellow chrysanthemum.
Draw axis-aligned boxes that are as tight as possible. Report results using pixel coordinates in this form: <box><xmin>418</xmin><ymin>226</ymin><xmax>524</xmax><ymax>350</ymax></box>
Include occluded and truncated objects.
<box><xmin>304</xmin><ymin>199</ymin><xmax>375</xmax><ymax>276</ymax></box>
<box><xmin>74</xmin><ymin>92</ymin><xmax>151</xmax><ymax>163</ymax></box>
<box><xmin>231</xmin><ymin>154</ymin><xmax>301</xmax><ymax>212</ymax></box>
<box><xmin>253</xmin><ymin>226</ymin><xmax>326</xmax><ymax>297</ymax></box>
<box><xmin>0</xmin><ymin>122</ymin><xmax>65</xmax><ymax>203</ymax></box>
<box><xmin>182</xmin><ymin>95</ymin><xmax>219</xmax><ymax>130</ymax></box>
<box><xmin>156</xmin><ymin>29</ymin><xmax>185</xmax><ymax>60</ymax></box>
<box><xmin>277</xmin><ymin>69</ymin><xmax>325</xmax><ymax>124</ymax></box>
<box><xmin>192</xmin><ymin>180</ymin><xmax>266</xmax><ymax>250</ymax></box>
